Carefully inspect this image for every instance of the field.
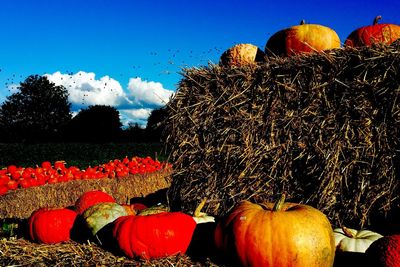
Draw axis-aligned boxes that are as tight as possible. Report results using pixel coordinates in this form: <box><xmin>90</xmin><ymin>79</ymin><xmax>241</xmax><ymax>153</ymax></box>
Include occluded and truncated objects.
<box><xmin>0</xmin><ymin>142</ymin><xmax>167</xmax><ymax>169</ymax></box>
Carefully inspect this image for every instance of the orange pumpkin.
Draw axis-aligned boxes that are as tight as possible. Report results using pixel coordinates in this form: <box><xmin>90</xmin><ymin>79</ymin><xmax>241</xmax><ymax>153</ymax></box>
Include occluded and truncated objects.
<box><xmin>220</xmin><ymin>43</ymin><xmax>265</xmax><ymax>66</ymax></box>
<box><xmin>345</xmin><ymin>16</ymin><xmax>400</xmax><ymax>47</ymax></box>
<box><xmin>214</xmin><ymin>195</ymin><xmax>335</xmax><ymax>267</ymax></box>
<box><xmin>265</xmin><ymin>20</ymin><xmax>341</xmax><ymax>57</ymax></box>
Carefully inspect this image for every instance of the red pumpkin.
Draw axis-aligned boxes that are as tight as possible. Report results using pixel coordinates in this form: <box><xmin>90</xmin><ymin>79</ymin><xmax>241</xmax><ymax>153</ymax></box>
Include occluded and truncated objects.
<box><xmin>345</xmin><ymin>16</ymin><xmax>400</xmax><ymax>47</ymax></box>
<box><xmin>75</xmin><ymin>190</ymin><xmax>115</xmax><ymax>215</ymax></box>
<box><xmin>214</xmin><ymin>195</ymin><xmax>335</xmax><ymax>267</ymax></box>
<box><xmin>112</xmin><ymin>212</ymin><xmax>197</xmax><ymax>259</ymax></box>
<box><xmin>265</xmin><ymin>20</ymin><xmax>341</xmax><ymax>57</ymax></box>
<box><xmin>28</xmin><ymin>208</ymin><xmax>77</xmax><ymax>244</ymax></box>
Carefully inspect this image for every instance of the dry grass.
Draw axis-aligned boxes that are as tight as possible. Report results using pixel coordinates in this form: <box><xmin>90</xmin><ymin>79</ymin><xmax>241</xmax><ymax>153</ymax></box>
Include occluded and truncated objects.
<box><xmin>165</xmin><ymin>42</ymin><xmax>400</xmax><ymax>229</ymax></box>
<box><xmin>0</xmin><ymin>238</ymin><xmax>221</xmax><ymax>266</ymax></box>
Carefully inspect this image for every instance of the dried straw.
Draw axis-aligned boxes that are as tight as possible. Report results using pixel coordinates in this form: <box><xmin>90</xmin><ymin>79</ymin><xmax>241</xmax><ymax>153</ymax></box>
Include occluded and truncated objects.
<box><xmin>165</xmin><ymin>42</ymin><xmax>400</xmax><ymax>228</ymax></box>
<box><xmin>0</xmin><ymin>238</ymin><xmax>219</xmax><ymax>266</ymax></box>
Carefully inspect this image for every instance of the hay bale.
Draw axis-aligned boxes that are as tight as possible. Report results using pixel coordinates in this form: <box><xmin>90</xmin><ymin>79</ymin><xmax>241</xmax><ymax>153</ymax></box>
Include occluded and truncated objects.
<box><xmin>0</xmin><ymin>169</ymin><xmax>171</xmax><ymax>219</ymax></box>
<box><xmin>165</xmin><ymin>42</ymin><xmax>400</xmax><ymax>228</ymax></box>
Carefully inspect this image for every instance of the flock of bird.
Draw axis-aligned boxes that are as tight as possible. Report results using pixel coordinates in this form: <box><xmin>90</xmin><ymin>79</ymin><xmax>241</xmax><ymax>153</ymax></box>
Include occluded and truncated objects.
<box><xmin>0</xmin><ymin>46</ymin><xmax>226</xmax><ymax>107</ymax></box>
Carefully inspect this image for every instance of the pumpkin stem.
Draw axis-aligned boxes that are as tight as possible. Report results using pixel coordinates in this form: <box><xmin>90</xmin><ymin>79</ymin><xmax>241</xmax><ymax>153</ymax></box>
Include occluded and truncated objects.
<box><xmin>373</xmin><ymin>15</ymin><xmax>382</xmax><ymax>25</ymax></box>
<box><xmin>341</xmin><ymin>226</ymin><xmax>355</xmax><ymax>238</ymax></box>
<box><xmin>300</xmin><ymin>19</ymin><xmax>306</xmax><ymax>25</ymax></box>
<box><xmin>192</xmin><ymin>198</ymin><xmax>215</xmax><ymax>224</ymax></box>
<box><xmin>272</xmin><ymin>193</ymin><xmax>286</xmax><ymax>212</ymax></box>
<box><xmin>194</xmin><ymin>197</ymin><xmax>207</xmax><ymax>217</ymax></box>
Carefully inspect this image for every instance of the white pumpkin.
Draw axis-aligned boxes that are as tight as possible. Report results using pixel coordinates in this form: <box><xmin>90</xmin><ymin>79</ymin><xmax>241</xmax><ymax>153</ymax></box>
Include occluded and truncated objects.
<box><xmin>333</xmin><ymin>226</ymin><xmax>383</xmax><ymax>253</ymax></box>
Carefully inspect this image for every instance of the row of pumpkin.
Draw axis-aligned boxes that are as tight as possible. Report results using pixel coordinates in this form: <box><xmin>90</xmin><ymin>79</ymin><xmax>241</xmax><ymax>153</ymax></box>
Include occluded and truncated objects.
<box><xmin>28</xmin><ymin>190</ymin><xmax>212</xmax><ymax>260</ymax></box>
<box><xmin>27</xmin><ymin>190</ymin><xmax>399</xmax><ymax>266</ymax></box>
<box><xmin>220</xmin><ymin>15</ymin><xmax>400</xmax><ymax>66</ymax></box>
<box><xmin>0</xmin><ymin>156</ymin><xmax>170</xmax><ymax>195</ymax></box>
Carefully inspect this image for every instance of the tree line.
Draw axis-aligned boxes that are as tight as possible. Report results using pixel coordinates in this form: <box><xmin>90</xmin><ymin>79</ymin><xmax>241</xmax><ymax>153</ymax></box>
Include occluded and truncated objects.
<box><xmin>0</xmin><ymin>75</ymin><xmax>168</xmax><ymax>143</ymax></box>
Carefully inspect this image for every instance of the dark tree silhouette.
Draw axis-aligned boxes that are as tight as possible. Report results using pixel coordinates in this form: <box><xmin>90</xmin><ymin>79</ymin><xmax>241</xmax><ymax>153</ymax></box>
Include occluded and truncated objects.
<box><xmin>65</xmin><ymin>105</ymin><xmax>122</xmax><ymax>143</ymax></box>
<box><xmin>145</xmin><ymin>106</ymin><xmax>168</xmax><ymax>142</ymax></box>
<box><xmin>122</xmin><ymin>122</ymin><xmax>146</xmax><ymax>142</ymax></box>
<box><xmin>0</xmin><ymin>75</ymin><xmax>72</xmax><ymax>142</ymax></box>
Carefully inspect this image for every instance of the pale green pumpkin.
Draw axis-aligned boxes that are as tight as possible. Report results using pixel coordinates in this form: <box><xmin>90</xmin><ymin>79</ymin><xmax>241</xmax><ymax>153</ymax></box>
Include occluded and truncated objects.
<box><xmin>83</xmin><ymin>202</ymin><xmax>128</xmax><ymax>235</ymax></box>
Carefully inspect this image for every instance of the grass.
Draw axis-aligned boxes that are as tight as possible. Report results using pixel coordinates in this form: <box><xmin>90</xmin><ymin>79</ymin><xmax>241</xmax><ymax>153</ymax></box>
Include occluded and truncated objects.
<box><xmin>0</xmin><ymin>142</ymin><xmax>168</xmax><ymax>169</ymax></box>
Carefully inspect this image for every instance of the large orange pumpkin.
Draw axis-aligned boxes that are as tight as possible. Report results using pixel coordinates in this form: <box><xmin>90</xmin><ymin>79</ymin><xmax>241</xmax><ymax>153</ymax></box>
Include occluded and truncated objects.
<box><xmin>214</xmin><ymin>195</ymin><xmax>335</xmax><ymax>267</ymax></box>
<box><xmin>265</xmin><ymin>20</ymin><xmax>341</xmax><ymax>57</ymax></box>
<box><xmin>345</xmin><ymin>16</ymin><xmax>400</xmax><ymax>47</ymax></box>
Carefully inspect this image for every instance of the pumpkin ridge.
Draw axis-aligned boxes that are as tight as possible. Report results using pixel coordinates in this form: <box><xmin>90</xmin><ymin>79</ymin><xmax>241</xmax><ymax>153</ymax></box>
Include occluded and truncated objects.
<box><xmin>119</xmin><ymin>216</ymin><xmax>135</xmax><ymax>259</ymax></box>
<box><xmin>28</xmin><ymin>209</ymin><xmax>41</xmax><ymax>242</ymax></box>
<box><xmin>117</xmin><ymin>216</ymin><xmax>133</xmax><ymax>258</ymax></box>
<box><xmin>130</xmin><ymin>216</ymin><xmax>144</xmax><ymax>259</ymax></box>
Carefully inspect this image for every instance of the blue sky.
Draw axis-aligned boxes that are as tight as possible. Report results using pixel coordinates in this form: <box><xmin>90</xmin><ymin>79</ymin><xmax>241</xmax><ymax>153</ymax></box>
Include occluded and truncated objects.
<box><xmin>0</xmin><ymin>0</ymin><xmax>399</xmax><ymax>126</ymax></box>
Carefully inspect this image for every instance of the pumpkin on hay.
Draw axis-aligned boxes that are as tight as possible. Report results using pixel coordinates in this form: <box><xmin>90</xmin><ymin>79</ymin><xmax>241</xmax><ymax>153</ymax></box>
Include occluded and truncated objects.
<box><xmin>265</xmin><ymin>20</ymin><xmax>341</xmax><ymax>57</ymax></box>
<box><xmin>28</xmin><ymin>207</ymin><xmax>77</xmax><ymax>244</ymax></box>
<box><xmin>112</xmin><ymin>208</ymin><xmax>197</xmax><ymax>260</ymax></box>
<box><xmin>345</xmin><ymin>16</ymin><xmax>400</xmax><ymax>47</ymax></box>
<box><xmin>333</xmin><ymin>226</ymin><xmax>383</xmax><ymax>253</ymax></box>
<box><xmin>220</xmin><ymin>43</ymin><xmax>265</xmax><ymax>67</ymax></box>
<box><xmin>75</xmin><ymin>190</ymin><xmax>116</xmax><ymax>215</ymax></box>
<box><xmin>214</xmin><ymin>195</ymin><xmax>335</xmax><ymax>267</ymax></box>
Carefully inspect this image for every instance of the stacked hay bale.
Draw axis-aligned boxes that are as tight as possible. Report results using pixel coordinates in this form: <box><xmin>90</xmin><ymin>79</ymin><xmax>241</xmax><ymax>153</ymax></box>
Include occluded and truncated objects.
<box><xmin>165</xmin><ymin>42</ymin><xmax>400</xmax><ymax>228</ymax></box>
<box><xmin>0</xmin><ymin>170</ymin><xmax>171</xmax><ymax>219</ymax></box>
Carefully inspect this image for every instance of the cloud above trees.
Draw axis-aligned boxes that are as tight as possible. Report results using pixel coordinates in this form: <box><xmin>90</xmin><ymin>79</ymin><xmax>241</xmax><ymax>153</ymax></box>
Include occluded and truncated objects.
<box><xmin>127</xmin><ymin>77</ymin><xmax>173</xmax><ymax>106</ymax></box>
<box><xmin>119</xmin><ymin>108</ymin><xmax>153</xmax><ymax>126</ymax></box>
<box><xmin>44</xmin><ymin>71</ymin><xmax>174</xmax><ymax>126</ymax></box>
<box><xmin>45</xmin><ymin>71</ymin><xmax>129</xmax><ymax>108</ymax></box>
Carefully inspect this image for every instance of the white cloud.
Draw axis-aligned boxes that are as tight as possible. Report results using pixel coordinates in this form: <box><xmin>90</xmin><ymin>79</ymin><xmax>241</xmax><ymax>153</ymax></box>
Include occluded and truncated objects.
<box><xmin>127</xmin><ymin>77</ymin><xmax>174</xmax><ymax>106</ymax></box>
<box><xmin>122</xmin><ymin>108</ymin><xmax>152</xmax><ymax>120</ymax></box>
<box><xmin>45</xmin><ymin>71</ymin><xmax>131</xmax><ymax>108</ymax></box>
<box><xmin>44</xmin><ymin>71</ymin><xmax>174</xmax><ymax>127</ymax></box>
<box><xmin>120</xmin><ymin>108</ymin><xmax>153</xmax><ymax>127</ymax></box>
